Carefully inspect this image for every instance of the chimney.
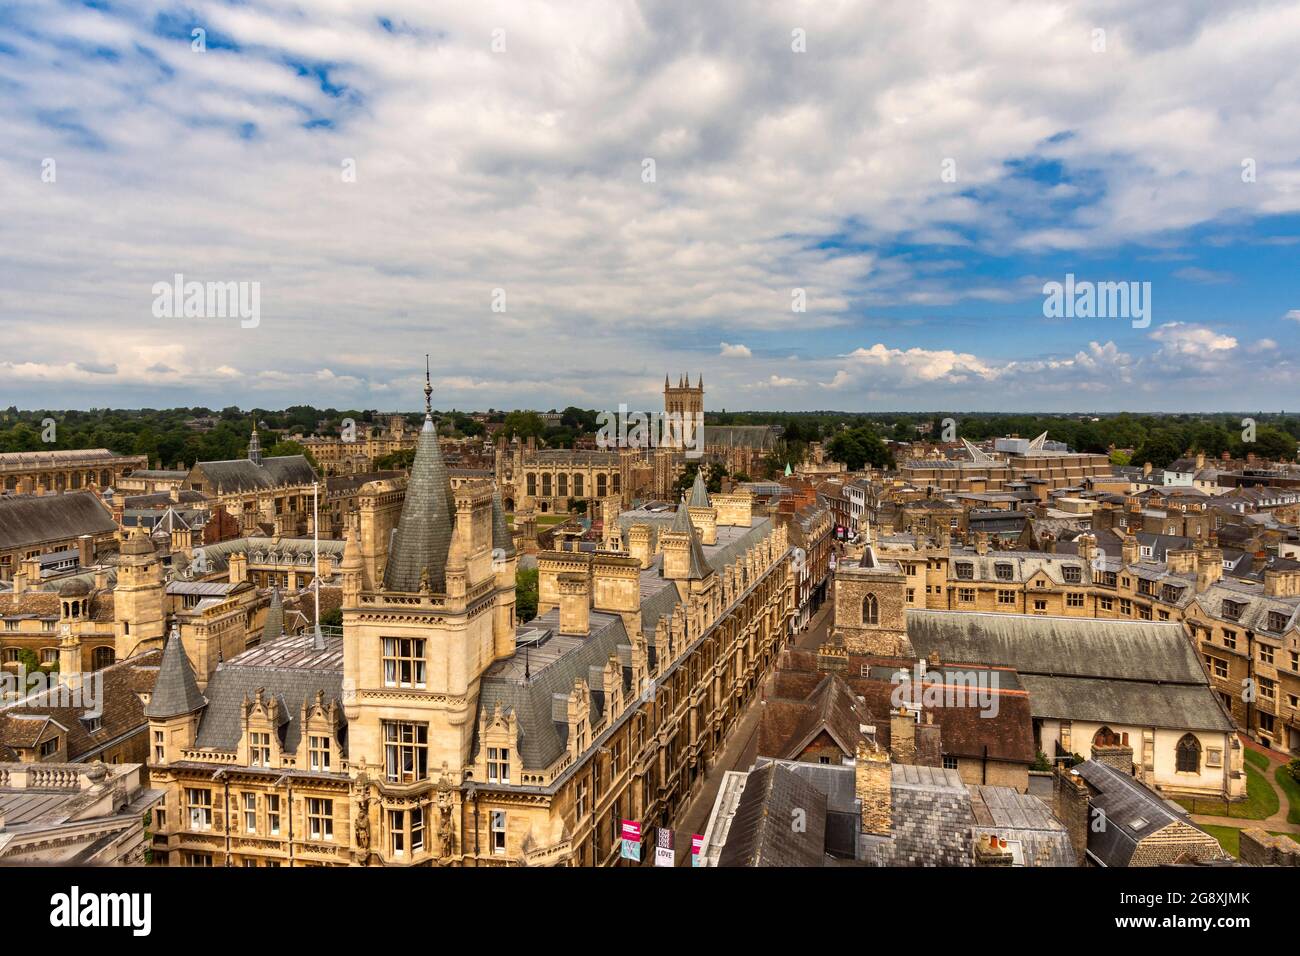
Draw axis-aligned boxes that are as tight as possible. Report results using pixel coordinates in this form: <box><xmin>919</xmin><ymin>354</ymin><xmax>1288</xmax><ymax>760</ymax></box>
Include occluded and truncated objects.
<box><xmin>1074</xmin><ymin>533</ymin><xmax>1096</xmax><ymax>563</ymax></box>
<box><xmin>627</xmin><ymin>525</ymin><xmax>653</xmax><ymax>569</ymax></box>
<box><xmin>890</xmin><ymin>708</ymin><xmax>917</xmax><ymax>763</ymax></box>
<box><xmin>1196</xmin><ymin>543</ymin><xmax>1223</xmax><ymax>592</ymax></box>
<box><xmin>1195</xmin><ymin>451</ymin><xmax>1205</xmax><ymax>470</ymax></box>
<box><xmin>974</xmin><ymin>832</ymin><xmax>1015</xmax><ymax>867</ymax></box>
<box><xmin>557</xmin><ymin>573</ymin><xmax>591</xmax><ymax>636</ymax></box>
<box><xmin>974</xmin><ymin>532</ymin><xmax>989</xmax><ymax>556</ymax></box>
<box><xmin>1054</xmin><ymin>768</ymin><xmax>1091</xmax><ymax>866</ymax></box>
<box><xmin>855</xmin><ymin>740</ymin><xmax>892</xmax><ymax>837</ymax></box>
<box><xmin>1121</xmin><ymin>533</ymin><xmax>1140</xmax><ymax>566</ymax></box>
<box><xmin>77</xmin><ymin>534</ymin><xmax>94</xmax><ymax>570</ymax></box>
<box><xmin>1142</xmin><ymin>461</ymin><xmax>1152</xmax><ymax>477</ymax></box>
<box><xmin>1264</xmin><ymin>567</ymin><xmax>1300</xmax><ymax>598</ymax></box>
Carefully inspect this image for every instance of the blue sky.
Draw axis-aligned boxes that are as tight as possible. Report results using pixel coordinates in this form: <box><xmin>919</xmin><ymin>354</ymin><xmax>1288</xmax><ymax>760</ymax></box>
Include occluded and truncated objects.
<box><xmin>1</xmin><ymin>0</ymin><xmax>1299</xmax><ymax>413</ymax></box>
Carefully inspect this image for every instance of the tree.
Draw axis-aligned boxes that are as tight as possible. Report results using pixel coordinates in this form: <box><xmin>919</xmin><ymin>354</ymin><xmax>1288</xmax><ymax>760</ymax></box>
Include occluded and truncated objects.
<box><xmin>502</xmin><ymin>411</ymin><xmax>547</xmax><ymax>441</ymax></box>
<box><xmin>319</xmin><ymin>607</ymin><xmax>343</xmax><ymax>628</ymax></box>
<box><xmin>826</xmin><ymin>425</ymin><xmax>892</xmax><ymax>470</ymax></box>
<box><xmin>516</xmin><ymin>567</ymin><xmax>539</xmax><ymax>622</ymax></box>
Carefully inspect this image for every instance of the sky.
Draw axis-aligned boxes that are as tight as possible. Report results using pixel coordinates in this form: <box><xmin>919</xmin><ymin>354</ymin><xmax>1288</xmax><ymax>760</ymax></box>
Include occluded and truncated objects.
<box><xmin>2</xmin><ymin>0</ymin><xmax>1299</xmax><ymax>414</ymax></box>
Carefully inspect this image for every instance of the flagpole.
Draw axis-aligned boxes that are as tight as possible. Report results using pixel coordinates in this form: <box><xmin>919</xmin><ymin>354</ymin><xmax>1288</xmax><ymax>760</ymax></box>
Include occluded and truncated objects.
<box><xmin>313</xmin><ymin>480</ymin><xmax>323</xmax><ymax>648</ymax></box>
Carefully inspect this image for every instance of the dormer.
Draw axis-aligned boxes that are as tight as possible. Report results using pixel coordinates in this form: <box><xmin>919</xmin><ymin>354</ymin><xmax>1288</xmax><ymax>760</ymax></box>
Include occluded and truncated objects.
<box><xmin>239</xmin><ymin>687</ymin><xmax>288</xmax><ymax>768</ymax></box>
<box><xmin>476</xmin><ymin>701</ymin><xmax>519</xmax><ymax>785</ymax></box>
<box><xmin>298</xmin><ymin>690</ymin><xmax>342</xmax><ymax>773</ymax></box>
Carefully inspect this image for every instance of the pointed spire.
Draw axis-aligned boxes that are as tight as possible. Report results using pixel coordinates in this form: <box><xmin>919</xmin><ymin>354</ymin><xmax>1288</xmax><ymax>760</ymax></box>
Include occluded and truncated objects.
<box><xmin>382</xmin><ymin>371</ymin><xmax>455</xmax><ymax>592</ymax></box>
<box><xmin>247</xmin><ymin>421</ymin><xmax>262</xmax><ymax>466</ymax></box>
<box><xmin>697</xmin><ymin>373</ymin><xmax>703</xmax><ymax>389</ymax></box>
<box><xmin>262</xmin><ymin>587</ymin><xmax>284</xmax><ymax>644</ymax></box>
<box><xmin>671</xmin><ymin>494</ymin><xmax>710</xmax><ymax>579</ymax></box>
<box><xmin>665</xmin><ymin>373</ymin><xmax>670</xmax><ymax>390</ymax></box>
<box><xmin>688</xmin><ymin>467</ymin><xmax>710</xmax><ymax>508</ymax></box>
<box><xmin>492</xmin><ymin>489</ymin><xmax>515</xmax><ymax>558</ymax></box>
<box><xmin>144</xmin><ymin>623</ymin><xmax>206</xmax><ymax>719</ymax></box>
<box><xmin>424</xmin><ymin>353</ymin><xmax>433</xmax><ymax>416</ymax></box>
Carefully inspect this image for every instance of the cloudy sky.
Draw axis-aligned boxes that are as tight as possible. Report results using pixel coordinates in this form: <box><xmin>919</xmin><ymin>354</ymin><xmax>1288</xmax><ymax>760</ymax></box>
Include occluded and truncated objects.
<box><xmin>2</xmin><ymin>0</ymin><xmax>1299</xmax><ymax>413</ymax></box>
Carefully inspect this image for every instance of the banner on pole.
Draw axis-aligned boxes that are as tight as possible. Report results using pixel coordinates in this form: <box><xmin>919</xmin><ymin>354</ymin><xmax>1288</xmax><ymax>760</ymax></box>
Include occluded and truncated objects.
<box><xmin>620</xmin><ymin>820</ymin><xmax>642</xmax><ymax>861</ymax></box>
<box><xmin>691</xmin><ymin>833</ymin><xmax>704</xmax><ymax>867</ymax></box>
<box><xmin>654</xmin><ymin>827</ymin><xmax>675</xmax><ymax>867</ymax></box>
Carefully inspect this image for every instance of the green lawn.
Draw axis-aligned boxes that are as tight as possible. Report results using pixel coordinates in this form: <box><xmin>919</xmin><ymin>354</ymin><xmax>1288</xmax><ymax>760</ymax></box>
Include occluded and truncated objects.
<box><xmin>1198</xmin><ymin>824</ymin><xmax>1300</xmax><ymax>859</ymax></box>
<box><xmin>1176</xmin><ymin>763</ymin><xmax>1280</xmax><ymax>820</ymax></box>
<box><xmin>1275</xmin><ymin>764</ymin><xmax>1300</xmax><ymax>825</ymax></box>
<box><xmin>1244</xmin><ymin>748</ymin><xmax>1270</xmax><ymax>771</ymax></box>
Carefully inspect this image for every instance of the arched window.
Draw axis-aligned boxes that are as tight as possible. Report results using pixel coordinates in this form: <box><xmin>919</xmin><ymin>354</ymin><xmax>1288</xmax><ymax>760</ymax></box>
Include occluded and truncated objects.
<box><xmin>597</xmin><ymin>474</ymin><xmax>607</xmax><ymax>497</ymax></box>
<box><xmin>541</xmin><ymin>474</ymin><xmax>552</xmax><ymax>497</ymax></box>
<box><xmin>92</xmin><ymin>646</ymin><xmax>115</xmax><ymax>670</ymax></box>
<box><xmin>1176</xmin><ymin>733</ymin><xmax>1201</xmax><ymax>773</ymax></box>
<box><xmin>861</xmin><ymin>593</ymin><xmax>878</xmax><ymax>625</ymax></box>
<box><xmin>573</xmin><ymin>474</ymin><xmax>583</xmax><ymax>497</ymax></box>
<box><xmin>526</xmin><ymin>474</ymin><xmax>536</xmax><ymax>497</ymax></box>
<box><xmin>558</xmin><ymin>473</ymin><xmax>568</xmax><ymax>497</ymax></box>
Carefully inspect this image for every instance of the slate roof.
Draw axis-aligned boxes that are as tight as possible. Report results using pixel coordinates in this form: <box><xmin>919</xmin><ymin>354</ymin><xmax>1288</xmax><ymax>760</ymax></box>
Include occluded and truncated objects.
<box><xmin>382</xmin><ymin>416</ymin><xmax>454</xmax><ymax>592</ymax></box>
<box><xmin>193</xmin><ymin>631</ymin><xmax>344</xmax><ymax>755</ymax></box>
<box><xmin>969</xmin><ymin>784</ymin><xmax>1077</xmax><ymax>867</ymax></box>
<box><xmin>670</xmin><ymin>498</ymin><xmax>711</xmax><ymax>580</ymax></box>
<box><xmin>262</xmin><ymin>588</ymin><xmax>284</xmax><ymax>643</ymax></box>
<box><xmin>862</xmin><ymin>764</ymin><xmax>973</xmax><ymax>867</ymax></box>
<box><xmin>189</xmin><ymin>455</ymin><xmax>317</xmax><ymax>494</ymax></box>
<box><xmin>0</xmin><ymin>492</ymin><xmax>117</xmax><ymax>550</ymax></box>
<box><xmin>492</xmin><ymin>489</ymin><xmax>515</xmax><ymax>557</ymax></box>
<box><xmin>905</xmin><ymin>610</ymin><xmax>1233</xmax><ymax>733</ymax></box>
<box><xmin>143</xmin><ymin>627</ymin><xmax>207</xmax><ymax>719</ymax></box>
<box><xmin>688</xmin><ymin>470</ymin><xmax>711</xmax><ymax>508</ymax></box>
<box><xmin>701</xmin><ymin>425</ymin><xmax>778</xmax><ymax>450</ymax></box>
<box><xmin>0</xmin><ymin>650</ymin><xmax>161</xmax><ymax>760</ymax></box>
<box><xmin>1074</xmin><ymin>760</ymin><xmax>1220</xmax><ymax>867</ymax></box>
<box><xmin>474</xmin><ymin>609</ymin><xmax>630</xmax><ymax>770</ymax></box>
<box><xmin>716</xmin><ymin>761</ymin><xmax>829</xmax><ymax>867</ymax></box>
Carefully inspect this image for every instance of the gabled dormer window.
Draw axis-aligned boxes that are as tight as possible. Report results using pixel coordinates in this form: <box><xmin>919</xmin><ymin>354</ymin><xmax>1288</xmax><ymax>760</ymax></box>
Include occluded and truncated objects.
<box><xmin>250</xmin><ymin>731</ymin><xmax>272</xmax><ymax>767</ymax></box>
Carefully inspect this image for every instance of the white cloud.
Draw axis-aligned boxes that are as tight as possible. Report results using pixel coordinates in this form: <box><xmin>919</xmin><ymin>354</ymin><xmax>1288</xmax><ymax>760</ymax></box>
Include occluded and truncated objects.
<box><xmin>719</xmin><ymin>342</ymin><xmax>752</xmax><ymax>358</ymax></box>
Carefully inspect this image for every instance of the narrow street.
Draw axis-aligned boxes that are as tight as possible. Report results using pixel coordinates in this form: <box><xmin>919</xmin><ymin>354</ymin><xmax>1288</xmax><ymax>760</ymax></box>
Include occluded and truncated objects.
<box><xmin>671</xmin><ymin>596</ymin><xmax>835</xmax><ymax>864</ymax></box>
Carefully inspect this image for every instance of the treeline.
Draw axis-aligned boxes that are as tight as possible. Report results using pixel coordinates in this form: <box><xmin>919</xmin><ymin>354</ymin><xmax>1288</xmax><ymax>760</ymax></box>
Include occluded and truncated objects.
<box><xmin>3</xmin><ymin>405</ymin><xmax>1297</xmax><ymax>474</ymax></box>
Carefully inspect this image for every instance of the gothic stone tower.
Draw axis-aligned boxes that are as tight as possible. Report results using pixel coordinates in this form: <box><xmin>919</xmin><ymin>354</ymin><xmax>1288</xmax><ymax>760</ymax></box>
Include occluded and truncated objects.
<box><xmin>114</xmin><ymin>526</ymin><xmax>166</xmax><ymax>659</ymax></box>
<box><xmin>342</xmin><ymin>377</ymin><xmax>519</xmax><ymax>792</ymax></box>
<box><xmin>663</xmin><ymin>373</ymin><xmax>704</xmax><ymax>449</ymax></box>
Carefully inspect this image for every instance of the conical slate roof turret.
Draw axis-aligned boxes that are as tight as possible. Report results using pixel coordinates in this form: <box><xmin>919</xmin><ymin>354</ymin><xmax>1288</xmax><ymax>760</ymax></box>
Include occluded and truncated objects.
<box><xmin>671</xmin><ymin>494</ymin><xmax>710</xmax><ymax>580</ymax></box>
<box><xmin>492</xmin><ymin>490</ymin><xmax>515</xmax><ymax>558</ymax></box>
<box><xmin>143</xmin><ymin>623</ymin><xmax>207</xmax><ymax>719</ymax></box>
<box><xmin>382</xmin><ymin>367</ymin><xmax>455</xmax><ymax>592</ymax></box>
<box><xmin>688</xmin><ymin>468</ymin><xmax>711</xmax><ymax>508</ymax></box>
<box><xmin>262</xmin><ymin>587</ymin><xmax>284</xmax><ymax>643</ymax></box>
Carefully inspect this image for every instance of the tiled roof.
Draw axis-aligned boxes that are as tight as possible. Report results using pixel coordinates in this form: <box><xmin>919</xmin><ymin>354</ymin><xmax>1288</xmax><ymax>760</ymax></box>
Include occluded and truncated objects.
<box><xmin>0</xmin><ymin>650</ymin><xmax>161</xmax><ymax>759</ymax></box>
<box><xmin>717</xmin><ymin>761</ymin><xmax>828</xmax><ymax>867</ymax></box>
<box><xmin>0</xmin><ymin>492</ymin><xmax>117</xmax><ymax>551</ymax></box>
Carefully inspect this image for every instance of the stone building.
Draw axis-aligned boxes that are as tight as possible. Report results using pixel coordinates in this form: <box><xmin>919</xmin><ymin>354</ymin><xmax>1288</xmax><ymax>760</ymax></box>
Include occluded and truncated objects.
<box><xmin>144</xmin><ymin>380</ymin><xmax>795</xmax><ymax>866</ymax></box>
<box><xmin>0</xmin><ymin>448</ymin><xmax>148</xmax><ymax>497</ymax></box>
<box><xmin>181</xmin><ymin>428</ymin><xmax>319</xmax><ymax>536</ymax></box>
<box><xmin>0</xmin><ymin>490</ymin><xmax>119</xmax><ymax>583</ymax></box>
<box><xmin>1055</xmin><ymin>760</ymin><xmax>1229</xmax><ymax>866</ymax></box>
<box><xmin>0</xmin><ymin>762</ymin><xmax>161</xmax><ymax>864</ymax></box>
<box><xmin>300</xmin><ymin>415</ymin><xmax>418</xmax><ymax>476</ymax></box>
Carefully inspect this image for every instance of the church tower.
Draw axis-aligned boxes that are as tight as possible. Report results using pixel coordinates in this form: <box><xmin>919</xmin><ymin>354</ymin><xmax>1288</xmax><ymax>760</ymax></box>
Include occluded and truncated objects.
<box><xmin>663</xmin><ymin>372</ymin><xmax>704</xmax><ymax>449</ymax></box>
